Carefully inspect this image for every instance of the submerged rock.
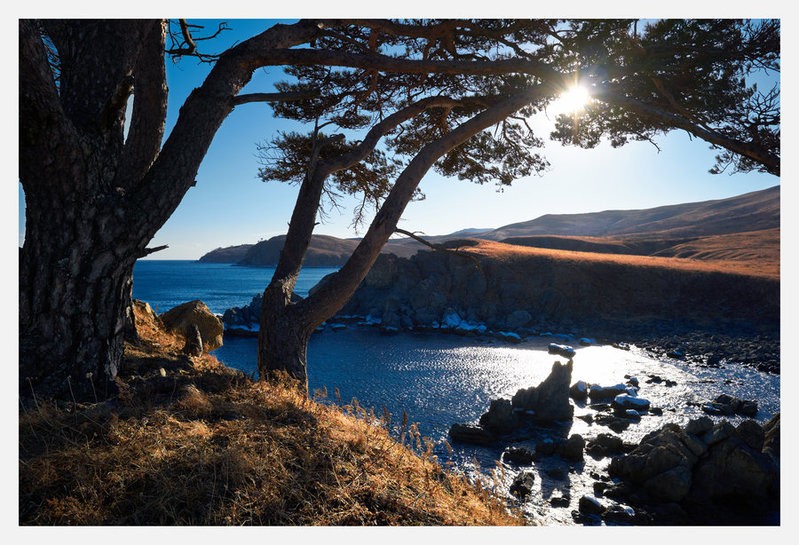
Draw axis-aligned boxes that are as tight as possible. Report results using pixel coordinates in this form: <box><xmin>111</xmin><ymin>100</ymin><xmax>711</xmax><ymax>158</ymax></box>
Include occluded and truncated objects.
<box><xmin>448</xmin><ymin>423</ymin><xmax>496</xmax><ymax>445</ymax></box>
<box><xmin>701</xmin><ymin>393</ymin><xmax>758</xmax><ymax>417</ymax></box>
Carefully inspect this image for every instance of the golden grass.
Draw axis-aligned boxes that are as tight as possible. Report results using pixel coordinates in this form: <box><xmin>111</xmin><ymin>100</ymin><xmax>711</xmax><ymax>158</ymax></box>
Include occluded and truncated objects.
<box><xmin>465</xmin><ymin>239</ymin><xmax>779</xmax><ymax>280</ymax></box>
<box><xmin>19</xmin><ymin>304</ymin><xmax>523</xmax><ymax>526</ymax></box>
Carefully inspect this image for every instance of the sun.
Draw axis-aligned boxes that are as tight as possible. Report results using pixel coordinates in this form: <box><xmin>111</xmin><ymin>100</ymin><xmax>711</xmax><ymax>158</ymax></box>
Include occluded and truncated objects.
<box><xmin>554</xmin><ymin>84</ymin><xmax>592</xmax><ymax>115</ymax></box>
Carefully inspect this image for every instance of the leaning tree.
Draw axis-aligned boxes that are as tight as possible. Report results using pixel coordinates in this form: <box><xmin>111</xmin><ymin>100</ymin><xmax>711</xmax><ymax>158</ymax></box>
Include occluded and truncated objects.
<box><xmin>19</xmin><ymin>19</ymin><xmax>778</xmax><ymax>400</ymax></box>
<box><xmin>254</xmin><ymin>19</ymin><xmax>780</xmax><ymax>392</ymax></box>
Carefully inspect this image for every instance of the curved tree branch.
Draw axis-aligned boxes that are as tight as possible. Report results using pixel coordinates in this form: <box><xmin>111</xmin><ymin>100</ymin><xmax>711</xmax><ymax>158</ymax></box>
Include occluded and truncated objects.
<box><xmin>116</xmin><ymin>20</ymin><xmax>168</xmax><ymax>190</ymax></box>
<box><xmin>301</xmin><ymin>87</ymin><xmax>541</xmax><ymax>323</ymax></box>
<box><xmin>597</xmin><ymin>88</ymin><xmax>780</xmax><ymax>176</ymax></box>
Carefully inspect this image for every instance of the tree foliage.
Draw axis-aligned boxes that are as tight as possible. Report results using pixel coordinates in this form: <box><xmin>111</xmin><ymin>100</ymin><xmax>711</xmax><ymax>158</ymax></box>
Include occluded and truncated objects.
<box><xmin>549</xmin><ymin>19</ymin><xmax>780</xmax><ymax>175</ymax></box>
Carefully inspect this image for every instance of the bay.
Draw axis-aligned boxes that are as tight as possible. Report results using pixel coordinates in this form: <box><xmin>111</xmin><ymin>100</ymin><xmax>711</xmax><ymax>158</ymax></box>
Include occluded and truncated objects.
<box><xmin>131</xmin><ymin>259</ymin><xmax>780</xmax><ymax>525</ymax></box>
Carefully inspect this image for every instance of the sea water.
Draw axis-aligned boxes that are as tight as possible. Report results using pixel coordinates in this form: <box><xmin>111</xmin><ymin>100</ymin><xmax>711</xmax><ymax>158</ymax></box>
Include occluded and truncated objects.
<box><xmin>132</xmin><ymin>260</ymin><xmax>337</xmax><ymax>314</ymax></box>
<box><xmin>133</xmin><ymin>259</ymin><xmax>780</xmax><ymax>525</ymax></box>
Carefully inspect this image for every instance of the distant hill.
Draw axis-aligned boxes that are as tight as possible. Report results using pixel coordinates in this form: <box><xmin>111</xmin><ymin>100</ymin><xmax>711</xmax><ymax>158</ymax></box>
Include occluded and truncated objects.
<box><xmin>197</xmin><ymin>185</ymin><xmax>779</xmax><ymax>267</ymax></box>
<box><xmin>482</xmin><ymin>185</ymin><xmax>779</xmax><ymax>240</ymax></box>
<box><xmin>198</xmin><ymin>244</ymin><xmax>254</xmax><ymax>263</ymax></box>
<box><xmin>237</xmin><ymin>235</ymin><xmax>360</xmax><ymax>267</ymax></box>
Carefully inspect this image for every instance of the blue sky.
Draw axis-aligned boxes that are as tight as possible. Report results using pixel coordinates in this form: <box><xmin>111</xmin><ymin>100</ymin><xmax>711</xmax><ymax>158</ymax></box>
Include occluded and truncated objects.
<box><xmin>16</xmin><ymin>18</ymin><xmax>782</xmax><ymax>260</ymax></box>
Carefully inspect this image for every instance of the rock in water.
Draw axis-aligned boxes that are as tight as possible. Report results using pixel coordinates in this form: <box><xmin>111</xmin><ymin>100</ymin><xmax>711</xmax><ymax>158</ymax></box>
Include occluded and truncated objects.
<box><xmin>503</xmin><ymin>446</ymin><xmax>535</xmax><ymax>465</ymax></box>
<box><xmin>160</xmin><ymin>300</ymin><xmax>224</xmax><ymax>351</ymax></box>
<box><xmin>448</xmin><ymin>423</ymin><xmax>496</xmax><ymax>445</ymax></box>
<box><xmin>535</xmin><ymin>360</ymin><xmax>574</xmax><ymax>422</ymax></box>
<box><xmin>556</xmin><ymin>434</ymin><xmax>586</xmax><ymax>462</ymax></box>
<box><xmin>479</xmin><ymin>398</ymin><xmax>518</xmax><ymax>434</ymax></box>
<box><xmin>509</xmin><ymin>470</ymin><xmax>536</xmax><ymax>500</ymax></box>
<box><xmin>548</xmin><ymin>343</ymin><xmax>575</xmax><ymax>359</ymax></box>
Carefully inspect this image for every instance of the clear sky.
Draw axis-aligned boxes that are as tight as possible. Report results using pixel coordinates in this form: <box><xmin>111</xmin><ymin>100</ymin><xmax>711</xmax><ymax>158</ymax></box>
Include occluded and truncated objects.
<box><xmin>15</xmin><ymin>16</ymin><xmax>783</xmax><ymax>260</ymax></box>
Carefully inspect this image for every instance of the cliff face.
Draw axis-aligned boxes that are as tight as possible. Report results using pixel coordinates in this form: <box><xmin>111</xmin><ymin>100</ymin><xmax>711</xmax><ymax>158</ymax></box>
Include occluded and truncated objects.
<box><xmin>338</xmin><ymin>242</ymin><xmax>779</xmax><ymax>338</ymax></box>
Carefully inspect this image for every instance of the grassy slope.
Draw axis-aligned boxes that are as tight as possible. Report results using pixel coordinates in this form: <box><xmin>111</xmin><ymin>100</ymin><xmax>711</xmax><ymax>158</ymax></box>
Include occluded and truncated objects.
<box><xmin>467</xmin><ymin>238</ymin><xmax>779</xmax><ymax>280</ymax></box>
<box><xmin>19</xmin><ymin>303</ymin><xmax>523</xmax><ymax>526</ymax></box>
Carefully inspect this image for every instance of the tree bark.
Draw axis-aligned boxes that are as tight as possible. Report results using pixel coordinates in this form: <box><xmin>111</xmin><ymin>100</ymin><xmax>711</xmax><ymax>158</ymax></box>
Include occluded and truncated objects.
<box><xmin>18</xmin><ymin>19</ymin><xmax>324</xmax><ymax>400</ymax></box>
<box><xmin>258</xmin><ymin>283</ymin><xmax>313</xmax><ymax>390</ymax></box>
<box><xmin>19</xmin><ymin>183</ymin><xmax>138</xmax><ymax>400</ymax></box>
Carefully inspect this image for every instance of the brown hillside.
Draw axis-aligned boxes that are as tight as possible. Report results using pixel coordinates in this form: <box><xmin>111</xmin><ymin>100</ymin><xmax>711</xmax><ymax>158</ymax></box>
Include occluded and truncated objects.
<box><xmin>19</xmin><ymin>302</ymin><xmax>523</xmax><ymax>526</ymax></box>
<box><xmin>464</xmin><ymin>239</ymin><xmax>779</xmax><ymax>280</ymax></box>
<box><xmin>499</xmin><ymin>227</ymin><xmax>779</xmax><ymax>278</ymax></box>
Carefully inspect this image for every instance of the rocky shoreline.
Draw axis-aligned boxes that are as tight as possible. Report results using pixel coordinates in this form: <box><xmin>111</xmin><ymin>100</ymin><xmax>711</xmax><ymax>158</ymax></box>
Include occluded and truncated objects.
<box><xmin>446</xmin><ymin>357</ymin><xmax>779</xmax><ymax>525</ymax></box>
<box><xmin>222</xmin><ymin>296</ymin><xmax>780</xmax><ymax>376</ymax></box>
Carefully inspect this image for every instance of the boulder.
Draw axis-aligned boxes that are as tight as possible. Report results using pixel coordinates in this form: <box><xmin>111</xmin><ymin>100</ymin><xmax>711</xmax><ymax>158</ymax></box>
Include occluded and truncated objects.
<box><xmin>602</xmin><ymin>504</ymin><xmax>639</xmax><ymax>525</ymax></box>
<box><xmin>533</xmin><ymin>360</ymin><xmax>574</xmax><ymax>422</ymax></box>
<box><xmin>556</xmin><ymin>434</ymin><xmax>585</xmax><ymax>462</ymax></box>
<box><xmin>609</xmin><ymin>417</ymin><xmax>780</xmax><ymax>520</ymax></box>
<box><xmin>685</xmin><ymin>416</ymin><xmax>714</xmax><ymax>436</ymax></box>
<box><xmin>588</xmin><ymin>383</ymin><xmax>627</xmax><ymax>402</ymax></box>
<box><xmin>578</xmin><ymin>495</ymin><xmax>605</xmax><ymax>516</ymax></box>
<box><xmin>609</xmin><ymin>424</ymin><xmax>700</xmax><ymax>503</ymax></box>
<box><xmin>509</xmin><ymin>470</ymin><xmax>536</xmax><ymax>500</ymax></box>
<box><xmin>569</xmin><ymin>380</ymin><xmax>589</xmax><ymax>402</ymax></box>
<box><xmin>548</xmin><ymin>343</ymin><xmax>575</xmax><ymax>359</ymax></box>
<box><xmin>735</xmin><ymin>419</ymin><xmax>765</xmax><ymax>451</ymax></box>
<box><xmin>612</xmin><ymin>394</ymin><xmax>651</xmax><ymax>413</ymax></box>
<box><xmin>586</xmin><ymin>433</ymin><xmax>625</xmax><ymax>458</ymax></box>
<box><xmin>714</xmin><ymin>393</ymin><xmax>758</xmax><ymax>417</ymax></box>
<box><xmin>479</xmin><ymin>398</ymin><xmax>518</xmax><ymax>434</ymax></box>
<box><xmin>160</xmin><ymin>300</ymin><xmax>223</xmax><ymax>351</ymax></box>
<box><xmin>448</xmin><ymin>423</ymin><xmax>496</xmax><ymax>445</ymax></box>
<box><xmin>503</xmin><ymin>446</ymin><xmax>535</xmax><ymax>465</ymax></box>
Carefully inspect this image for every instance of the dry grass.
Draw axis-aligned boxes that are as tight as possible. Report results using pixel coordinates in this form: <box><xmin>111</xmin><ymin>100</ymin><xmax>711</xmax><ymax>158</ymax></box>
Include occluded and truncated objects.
<box><xmin>19</xmin><ymin>304</ymin><xmax>523</xmax><ymax>526</ymax></box>
<box><xmin>465</xmin><ymin>238</ymin><xmax>779</xmax><ymax>279</ymax></box>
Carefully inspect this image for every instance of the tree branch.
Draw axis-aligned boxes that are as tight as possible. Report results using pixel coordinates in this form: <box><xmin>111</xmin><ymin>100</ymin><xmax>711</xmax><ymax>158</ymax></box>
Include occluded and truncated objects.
<box><xmin>116</xmin><ymin>20</ymin><xmax>168</xmax><ymax>190</ymax></box>
<box><xmin>596</xmin><ymin>87</ymin><xmax>780</xmax><ymax>176</ymax></box>
<box><xmin>301</xmin><ymin>88</ymin><xmax>541</xmax><ymax>323</ymax></box>
<box><xmin>232</xmin><ymin>89</ymin><xmax>320</xmax><ymax>106</ymax></box>
<box><xmin>394</xmin><ymin>228</ymin><xmax>483</xmax><ymax>267</ymax></box>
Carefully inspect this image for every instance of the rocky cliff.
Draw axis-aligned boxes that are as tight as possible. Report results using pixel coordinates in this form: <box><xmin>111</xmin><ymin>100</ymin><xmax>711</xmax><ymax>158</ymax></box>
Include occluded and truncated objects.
<box><xmin>336</xmin><ymin>240</ymin><xmax>779</xmax><ymax>339</ymax></box>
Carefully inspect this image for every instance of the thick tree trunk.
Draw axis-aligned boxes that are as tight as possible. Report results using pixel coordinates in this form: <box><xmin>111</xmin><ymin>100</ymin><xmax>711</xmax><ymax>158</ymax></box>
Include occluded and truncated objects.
<box><xmin>19</xmin><ymin>189</ymin><xmax>139</xmax><ymax>401</ymax></box>
<box><xmin>257</xmin><ymin>282</ymin><xmax>313</xmax><ymax>390</ymax></box>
